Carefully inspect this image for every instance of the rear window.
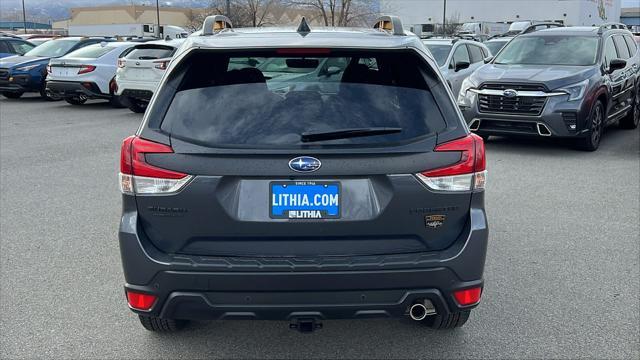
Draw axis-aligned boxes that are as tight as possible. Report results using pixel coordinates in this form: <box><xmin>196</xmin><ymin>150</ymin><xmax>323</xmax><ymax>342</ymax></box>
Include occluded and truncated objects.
<box><xmin>160</xmin><ymin>50</ymin><xmax>448</xmax><ymax>149</ymax></box>
<box><xmin>125</xmin><ymin>46</ymin><xmax>175</xmax><ymax>60</ymax></box>
<box><xmin>65</xmin><ymin>44</ymin><xmax>115</xmax><ymax>59</ymax></box>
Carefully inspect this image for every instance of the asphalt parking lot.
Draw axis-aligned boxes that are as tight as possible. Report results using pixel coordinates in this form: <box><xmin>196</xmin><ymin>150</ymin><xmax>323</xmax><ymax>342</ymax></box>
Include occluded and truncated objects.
<box><xmin>0</xmin><ymin>95</ymin><xmax>638</xmax><ymax>359</ymax></box>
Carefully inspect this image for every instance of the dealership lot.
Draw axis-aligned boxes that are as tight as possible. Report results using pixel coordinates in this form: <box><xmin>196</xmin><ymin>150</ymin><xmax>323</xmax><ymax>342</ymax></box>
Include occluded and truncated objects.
<box><xmin>0</xmin><ymin>96</ymin><xmax>638</xmax><ymax>358</ymax></box>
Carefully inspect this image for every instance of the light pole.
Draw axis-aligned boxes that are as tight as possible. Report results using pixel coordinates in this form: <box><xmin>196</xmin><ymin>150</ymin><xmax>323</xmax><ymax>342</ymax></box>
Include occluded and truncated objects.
<box><xmin>155</xmin><ymin>0</ymin><xmax>161</xmax><ymax>39</ymax></box>
<box><xmin>442</xmin><ymin>0</ymin><xmax>447</xmax><ymax>37</ymax></box>
<box><xmin>226</xmin><ymin>0</ymin><xmax>231</xmax><ymax>18</ymax></box>
<box><xmin>22</xmin><ymin>0</ymin><xmax>27</xmax><ymax>34</ymax></box>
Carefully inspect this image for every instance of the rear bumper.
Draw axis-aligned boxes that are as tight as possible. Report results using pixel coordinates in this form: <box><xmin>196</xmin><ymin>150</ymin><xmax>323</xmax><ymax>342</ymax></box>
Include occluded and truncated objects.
<box><xmin>119</xmin><ymin>192</ymin><xmax>489</xmax><ymax>321</ymax></box>
<box><xmin>115</xmin><ymin>79</ymin><xmax>156</xmax><ymax>100</ymax></box>
<box><xmin>46</xmin><ymin>80</ymin><xmax>108</xmax><ymax>99</ymax></box>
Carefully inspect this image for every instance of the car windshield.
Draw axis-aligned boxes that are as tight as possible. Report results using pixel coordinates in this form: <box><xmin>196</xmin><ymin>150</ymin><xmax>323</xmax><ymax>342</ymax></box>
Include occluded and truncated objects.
<box><xmin>424</xmin><ymin>44</ymin><xmax>451</xmax><ymax>66</ymax></box>
<box><xmin>24</xmin><ymin>39</ymin><xmax>79</xmax><ymax>57</ymax></box>
<box><xmin>494</xmin><ymin>35</ymin><xmax>599</xmax><ymax>65</ymax></box>
<box><xmin>160</xmin><ymin>51</ymin><xmax>448</xmax><ymax>149</ymax></box>
<box><xmin>485</xmin><ymin>40</ymin><xmax>508</xmax><ymax>55</ymax></box>
<box><xmin>65</xmin><ymin>44</ymin><xmax>116</xmax><ymax>59</ymax></box>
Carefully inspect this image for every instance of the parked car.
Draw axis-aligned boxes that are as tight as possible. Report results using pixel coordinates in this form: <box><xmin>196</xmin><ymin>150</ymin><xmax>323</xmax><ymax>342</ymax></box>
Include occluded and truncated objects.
<box><xmin>423</xmin><ymin>38</ymin><xmax>491</xmax><ymax>96</ymax></box>
<box><xmin>0</xmin><ymin>37</ymin><xmax>113</xmax><ymax>100</ymax></box>
<box><xmin>0</xmin><ymin>37</ymin><xmax>35</xmax><ymax>58</ymax></box>
<box><xmin>118</xmin><ymin>15</ymin><xmax>488</xmax><ymax>333</ymax></box>
<box><xmin>458</xmin><ymin>24</ymin><xmax>640</xmax><ymax>151</ymax></box>
<box><xmin>115</xmin><ymin>39</ymin><xmax>184</xmax><ymax>113</ymax></box>
<box><xmin>46</xmin><ymin>41</ymin><xmax>137</xmax><ymax>106</ymax></box>
<box><xmin>28</xmin><ymin>38</ymin><xmax>55</xmax><ymax>46</ymax></box>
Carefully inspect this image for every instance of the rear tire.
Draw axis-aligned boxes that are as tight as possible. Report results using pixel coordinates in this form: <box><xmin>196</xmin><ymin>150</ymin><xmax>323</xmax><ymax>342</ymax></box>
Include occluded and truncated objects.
<box><xmin>619</xmin><ymin>86</ymin><xmax>639</xmax><ymax>130</ymax></box>
<box><xmin>65</xmin><ymin>96</ymin><xmax>87</xmax><ymax>105</ymax></box>
<box><xmin>127</xmin><ymin>98</ymin><xmax>147</xmax><ymax>113</ymax></box>
<box><xmin>110</xmin><ymin>95</ymin><xmax>128</xmax><ymax>108</ymax></box>
<box><xmin>575</xmin><ymin>100</ymin><xmax>604</xmax><ymax>152</ymax></box>
<box><xmin>138</xmin><ymin>315</ymin><xmax>188</xmax><ymax>332</ymax></box>
<box><xmin>421</xmin><ymin>310</ymin><xmax>471</xmax><ymax>329</ymax></box>
<box><xmin>1</xmin><ymin>91</ymin><xmax>23</xmax><ymax>99</ymax></box>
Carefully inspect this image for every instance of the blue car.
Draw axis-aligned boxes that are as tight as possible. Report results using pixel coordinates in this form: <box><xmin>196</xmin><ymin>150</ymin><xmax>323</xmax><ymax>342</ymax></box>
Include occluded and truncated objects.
<box><xmin>0</xmin><ymin>37</ymin><xmax>112</xmax><ymax>100</ymax></box>
<box><xmin>0</xmin><ymin>37</ymin><xmax>35</xmax><ymax>59</ymax></box>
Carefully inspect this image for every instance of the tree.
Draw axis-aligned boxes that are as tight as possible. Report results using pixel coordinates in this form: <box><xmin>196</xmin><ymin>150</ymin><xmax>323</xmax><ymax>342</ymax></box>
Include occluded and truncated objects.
<box><xmin>288</xmin><ymin>0</ymin><xmax>379</xmax><ymax>27</ymax></box>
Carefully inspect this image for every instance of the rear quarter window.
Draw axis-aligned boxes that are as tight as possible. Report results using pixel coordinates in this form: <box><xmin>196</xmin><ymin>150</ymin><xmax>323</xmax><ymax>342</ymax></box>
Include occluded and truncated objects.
<box><xmin>159</xmin><ymin>50</ymin><xmax>450</xmax><ymax>149</ymax></box>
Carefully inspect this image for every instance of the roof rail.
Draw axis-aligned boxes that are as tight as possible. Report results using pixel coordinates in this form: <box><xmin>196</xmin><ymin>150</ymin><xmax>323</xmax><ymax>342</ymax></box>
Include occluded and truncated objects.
<box><xmin>521</xmin><ymin>22</ymin><xmax>564</xmax><ymax>34</ymax></box>
<box><xmin>598</xmin><ymin>22</ymin><xmax>628</xmax><ymax>34</ymax></box>
<box><xmin>373</xmin><ymin>15</ymin><xmax>405</xmax><ymax>36</ymax></box>
<box><xmin>202</xmin><ymin>15</ymin><xmax>232</xmax><ymax>36</ymax></box>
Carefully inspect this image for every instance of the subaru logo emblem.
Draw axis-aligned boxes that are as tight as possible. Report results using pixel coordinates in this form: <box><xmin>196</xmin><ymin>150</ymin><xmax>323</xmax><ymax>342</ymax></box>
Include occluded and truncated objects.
<box><xmin>503</xmin><ymin>89</ymin><xmax>518</xmax><ymax>98</ymax></box>
<box><xmin>289</xmin><ymin>156</ymin><xmax>321</xmax><ymax>172</ymax></box>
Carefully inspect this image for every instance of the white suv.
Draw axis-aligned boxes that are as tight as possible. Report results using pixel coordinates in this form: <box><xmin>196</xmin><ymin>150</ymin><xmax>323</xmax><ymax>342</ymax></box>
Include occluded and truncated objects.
<box><xmin>115</xmin><ymin>39</ymin><xmax>184</xmax><ymax>113</ymax></box>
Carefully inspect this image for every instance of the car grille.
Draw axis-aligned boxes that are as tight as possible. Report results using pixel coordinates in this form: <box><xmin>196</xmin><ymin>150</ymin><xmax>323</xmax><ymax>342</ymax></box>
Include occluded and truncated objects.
<box><xmin>478</xmin><ymin>83</ymin><xmax>548</xmax><ymax>116</ymax></box>
<box><xmin>0</xmin><ymin>68</ymin><xmax>9</xmax><ymax>80</ymax></box>
<box><xmin>479</xmin><ymin>83</ymin><xmax>547</xmax><ymax>92</ymax></box>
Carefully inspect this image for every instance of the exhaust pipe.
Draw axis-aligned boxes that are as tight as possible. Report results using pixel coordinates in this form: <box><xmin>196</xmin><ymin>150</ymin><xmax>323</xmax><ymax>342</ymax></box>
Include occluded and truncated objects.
<box><xmin>468</xmin><ymin>118</ymin><xmax>481</xmax><ymax>131</ymax></box>
<box><xmin>537</xmin><ymin>123</ymin><xmax>552</xmax><ymax>136</ymax></box>
<box><xmin>409</xmin><ymin>303</ymin><xmax>428</xmax><ymax>321</ymax></box>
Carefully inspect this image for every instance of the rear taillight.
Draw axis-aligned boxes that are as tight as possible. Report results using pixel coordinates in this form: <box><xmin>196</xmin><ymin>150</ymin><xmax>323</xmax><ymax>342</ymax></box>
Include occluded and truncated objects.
<box><xmin>153</xmin><ymin>60</ymin><xmax>169</xmax><ymax>70</ymax></box>
<box><xmin>126</xmin><ymin>290</ymin><xmax>157</xmax><ymax>311</ymax></box>
<box><xmin>117</xmin><ymin>59</ymin><xmax>126</xmax><ymax>68</ymax></box>
<box><xmin>46</xmin><ymin>64</ymin><xmax>52</xmax><ymax>74</ymax></box>
<box><xmin>453</xmin><ymin>287</ymin><xmax>482</xmax><ymax>306</ymax></box>
<box><xmin>119</xmin><ymin>136</ymin><xmax>191</xmax><ymax>195</ymax></box>
<box><xmin>416</xmin><ymin>133</ymin><xmax>486</xmax><ymax>192</ymax></box>
<box><xmin>77</xmin><ymin>65</ymin><xmax>96</xmax><ymax>75</ymax></box>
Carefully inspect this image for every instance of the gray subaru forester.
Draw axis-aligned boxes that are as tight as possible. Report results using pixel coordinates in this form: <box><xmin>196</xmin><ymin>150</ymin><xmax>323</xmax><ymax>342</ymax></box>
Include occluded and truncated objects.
<box><xmin>118</xmin><ymin>16</ymin><xmax>488</xmax><ymax>333</ymax></box>
<box><xmin>458</xmin><ymin>24</ymin><xmax>640</xmax><ymax>151</ymax></box>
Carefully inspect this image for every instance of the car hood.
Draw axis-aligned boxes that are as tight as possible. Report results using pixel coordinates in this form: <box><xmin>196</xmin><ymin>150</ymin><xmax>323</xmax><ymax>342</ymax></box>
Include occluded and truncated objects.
<box><xmin>0</xmin><ymin>55</ymin><xmax>50</xmax><ymax>69</ymax></box>
<box><xmin>474</xmin><ymin>64</ymin><xmax>598</xmax><ymax>90</ymax></box>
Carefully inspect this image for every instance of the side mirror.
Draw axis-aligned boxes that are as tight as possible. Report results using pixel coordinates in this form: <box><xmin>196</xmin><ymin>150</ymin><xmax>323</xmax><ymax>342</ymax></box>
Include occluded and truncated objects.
<box><xmin>483</xmin><ymin>56</ymin><xmax>494</xmax><ymax>64</ymax></box>
<box><xmin>454</xmin><ymin>61</ymin><xmax>470</xmax><ymax>72</ymax></box>
<box><xmin>320</xmin><ymin>66</ymin><xmax>341</xmax><ymax>77</ymax></box>
<box><xmin>607</xmin><ymin>59</ymin><xmax>626</xmax><ymax>74</ymax></box>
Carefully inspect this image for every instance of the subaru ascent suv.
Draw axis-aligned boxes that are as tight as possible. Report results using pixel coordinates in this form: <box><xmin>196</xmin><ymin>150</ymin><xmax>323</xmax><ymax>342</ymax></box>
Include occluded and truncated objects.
<box><xmin>459</xmin><ymin>24</ymin><xmax>640</xmax><ymax>151</ymax></box>
<box><xmin>119</xmin><ymin>16</ymin><xmax>488</xmax><ymax>333</ymax></box>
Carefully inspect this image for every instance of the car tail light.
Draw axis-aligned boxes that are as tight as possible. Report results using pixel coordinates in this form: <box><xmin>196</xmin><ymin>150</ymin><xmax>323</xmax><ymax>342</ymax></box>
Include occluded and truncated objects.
<box><xmin>46</xmin><ymin>64</ymin><xmax>52</xmax><ymax>74</ymax></box>
<box><xmin>416</xmin><ymin>133</ymin><xmax>486</xmax><ymax>192</ymax></box>
<box><xmin>119</xmin><ymin>136</ymin><xmax>191</xmax><ymax>195</ymax></box>
<box><xmin>77</xmin><ymin>65</ymin><xmax>96</xmax><ymax>74</ymax></box>
<box><xmin>126</xmin><ymin>290</ymin><xmax>157</xmax><ymax>311</ymax></box>
<box><xmin>153</xmin><ymin>60</ymin><xmax>169</xmax><ymax>70</ymax></box>
<box><xmin>117</xmin><ymin>59</ymin><xmax>126</xmax><ymax>68</ymax></box>
<box><xmin>453</xmin><ymin>287</ymin><xmax>482</xmax><ymax>306</ymax></box>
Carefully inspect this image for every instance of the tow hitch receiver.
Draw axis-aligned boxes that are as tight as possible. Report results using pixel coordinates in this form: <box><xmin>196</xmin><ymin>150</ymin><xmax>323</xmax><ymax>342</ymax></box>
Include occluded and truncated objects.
<box><xmin>290</xmin><ymin>318</ymin><xmax>322</xmax><ymax>333</ymax></box>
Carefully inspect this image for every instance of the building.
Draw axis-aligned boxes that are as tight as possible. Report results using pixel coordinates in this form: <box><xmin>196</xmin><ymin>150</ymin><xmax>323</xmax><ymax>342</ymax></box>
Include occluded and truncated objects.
<box><xmin>0</xmin><ymin>21</ymin><xmax>51</xmax><ymax>31</ymax></box>
<box><xmin>382</xmin><ymin>0</ymin><xmax>622</xmax><ymax>29</ymax></box>
<box><xmin>621</xmin><ymin>7</ymin><xmax>640</xmax><ymax>31</ymax></box>
<box><xmin>52</xmin><ymin>5</ymin><xmax>194</xmax><ymax>31</ymax></box>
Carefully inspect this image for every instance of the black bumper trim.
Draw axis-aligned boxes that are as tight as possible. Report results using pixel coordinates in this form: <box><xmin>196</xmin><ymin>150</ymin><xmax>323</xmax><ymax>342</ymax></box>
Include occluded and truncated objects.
<box><xmin>46</xmin><ymin>81</ymin><xmax>108</xmax><ymax>99</ymax></box>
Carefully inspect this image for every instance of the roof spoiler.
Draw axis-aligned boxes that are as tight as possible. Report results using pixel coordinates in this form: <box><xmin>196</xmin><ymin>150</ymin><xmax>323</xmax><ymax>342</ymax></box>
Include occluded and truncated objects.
<box><xmin>202</xmin><ymin>15</ymin><xmax>233</xmax><ymax>36</ymax></box>
<box><xmin>373</xmin><ymin>15</ymin><xmax>405</xmax><ymax>36</ymax></box>
<box><xmin>598</xmin><ymin>22</ymin><xmax>628</xmax><ymax>34</ymax></box>
<box><xmin>520</xmin><ymin>22</ymin><xmax>564</xmax><ymax>34</ymax></box>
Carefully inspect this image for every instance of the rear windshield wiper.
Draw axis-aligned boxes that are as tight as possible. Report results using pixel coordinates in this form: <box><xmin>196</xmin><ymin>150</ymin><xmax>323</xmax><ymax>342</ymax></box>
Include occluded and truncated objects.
<box><xmin>137</xmin><ymin>56</ymin><xmax>158</xmax><ymax>60</ymax></box>
<box><xmin>301</xmin><ymin>127</ymin><xmax>402</xmax><ymax>143</ymax></box>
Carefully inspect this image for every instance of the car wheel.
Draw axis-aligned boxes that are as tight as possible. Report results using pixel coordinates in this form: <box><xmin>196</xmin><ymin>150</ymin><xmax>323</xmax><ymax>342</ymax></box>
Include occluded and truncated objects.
<box><xmin>1</xmin><ymin>91</ymin><xmax>23</xmax><ymax>99</ymax></box>
<box><xmin>619</xmin><ymin>86</ymin><xmax>640</xmax><ymax>130</ymax></box>
<box><xmin>65</xmin><ymin>96</ymin><xmax>87</xmax><ymax>105</ymax></box>
<box><xmin>138</xmin><ymin>315</ymin><xmax>188</xmax><ymax>332</ymax></box>
<box><xmin>40</xmin><ymin>87</ymin><xmax>61</xmax><ymax>101</ymax></box>
<box><xmin>110</xmin><ymin>95</ymin><xmax>128</xmax><ymax>109</ymax></box>
<box><xmin>420</xmin><ymin>310</ymin><xmax>471</xmax><ymax>329</ymax></box>
<box><xmin>128</xmin><ymin>99</ymin><xmax>147</xmax><ymax>114</ymax></box>
<box><xmin>575</xmin><ymin>100</ymin><xmax>604</xmax><ymax>152</ymax></box>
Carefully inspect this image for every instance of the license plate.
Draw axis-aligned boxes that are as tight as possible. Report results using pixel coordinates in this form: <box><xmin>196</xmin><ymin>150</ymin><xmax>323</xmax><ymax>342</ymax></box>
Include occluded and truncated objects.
<box><xmin>52</xmin><ymin>67</ymin><xmax>74</xmax><ymax>77</ymax></box>
<box><xmin>270</xmin><ymin>181</ymin><xmax>340</xmax><ymax>219</ymax></box>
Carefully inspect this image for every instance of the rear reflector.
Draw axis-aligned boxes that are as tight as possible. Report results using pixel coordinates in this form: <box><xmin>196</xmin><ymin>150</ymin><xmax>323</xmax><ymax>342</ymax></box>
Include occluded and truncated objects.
<box><xmin>416</xmin><ymin>133</ymin><xmax>486</xmax><ymax>192</ymax></box>
<box><xmin>453</xmin><ymin>287</ymin><xmax>482</xmax><ymax>306</ymax></box>
<box><xmin>119</xmin><ymin>136</ymin><xmax>191</xmax><ymax>195</ymax></box>
<box><xmin>126</xmin><ymin>291</ymin><xmax>157</xmax><ymax>311</ymax></box>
